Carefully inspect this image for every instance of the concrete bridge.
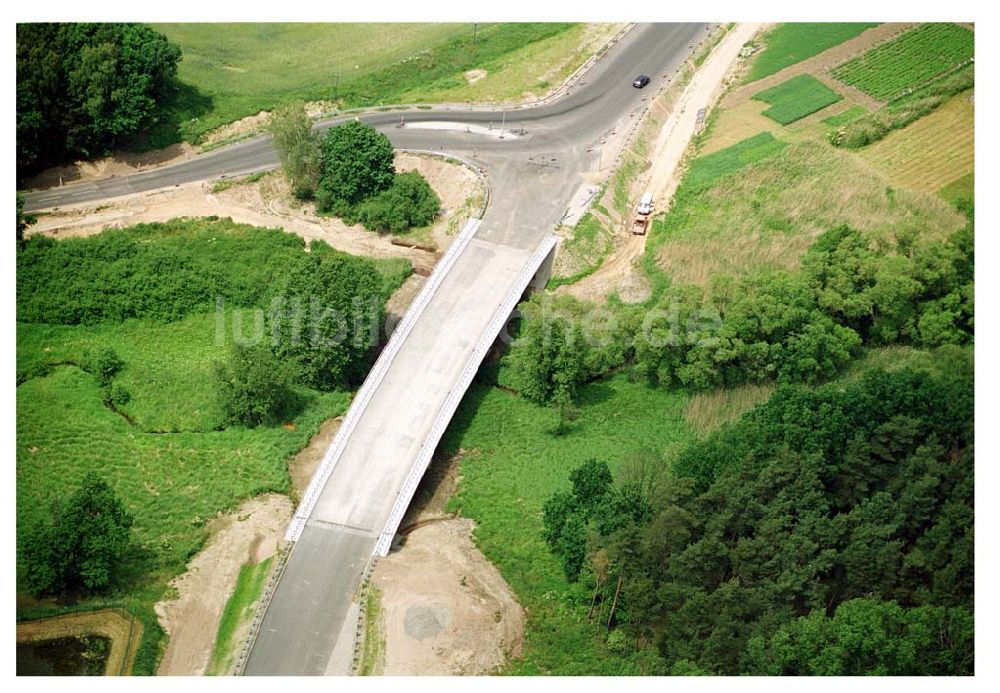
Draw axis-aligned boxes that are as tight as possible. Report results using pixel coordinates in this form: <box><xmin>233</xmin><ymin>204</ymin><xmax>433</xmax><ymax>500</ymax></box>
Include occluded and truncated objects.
<box><xmin>24</xmin><ymin>22</ymin><xmax>712</xmax><ymax>675</ymax></box>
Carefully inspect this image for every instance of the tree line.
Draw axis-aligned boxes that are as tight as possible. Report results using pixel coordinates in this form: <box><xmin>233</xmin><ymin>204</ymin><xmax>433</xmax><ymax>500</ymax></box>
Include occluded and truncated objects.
<box><xmin>501</xmin><ymin>218</ymin><xmax>973</xmax><ymax>408</ymax></box>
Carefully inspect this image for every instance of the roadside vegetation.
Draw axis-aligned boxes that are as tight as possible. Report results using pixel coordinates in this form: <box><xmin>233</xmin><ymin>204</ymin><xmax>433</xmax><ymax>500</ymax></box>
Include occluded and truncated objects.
<box><xmin>743</xmin><ymin>23</ymin><xmax>877</xmax><ymax>82</ymax></box>
<box><xmin>753</xmin><ymin>74</ymin><xmax>842</xmax><ymax>125</ymax></box>
<box><xmin>206</xmin><ymin>556</ymin><xmax>274</xmax><ymax>675</ymax></box>
<box><xmin>16</xmin><ymin>217</ymin><xmax>408</xmax><ymax>672</ymax></box>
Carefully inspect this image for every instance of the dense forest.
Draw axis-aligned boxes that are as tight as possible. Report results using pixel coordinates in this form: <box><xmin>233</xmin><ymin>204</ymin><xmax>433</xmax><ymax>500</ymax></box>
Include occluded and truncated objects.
<box><xmin>16</xmin><ymin>23</ymin><xmax>183</xmax><ymax>176</ymax></box>
<box><xmin>542</xmin><ymin>355</ymin><xmax>974</xmax><ymax>674</ymax></box>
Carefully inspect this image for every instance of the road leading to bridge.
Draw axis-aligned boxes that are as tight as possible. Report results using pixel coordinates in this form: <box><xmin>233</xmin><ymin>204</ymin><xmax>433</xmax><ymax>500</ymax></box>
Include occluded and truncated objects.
<box><xmin>25</xmin><ymin>23</ymin><xmax>712</xmax><ymax>675</ymax></box>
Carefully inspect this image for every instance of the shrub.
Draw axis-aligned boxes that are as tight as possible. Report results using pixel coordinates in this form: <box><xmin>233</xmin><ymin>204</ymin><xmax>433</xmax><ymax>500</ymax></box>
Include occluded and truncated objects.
<box><xmin>82</xmin><ymin>347</ymin><xmax>124</xmax><ymax>385</ymax></box>
<box><xmin>213</xmin><ymin>343</ymin><xmax>298</xmax><ymax>427</ymax></box>
<box><xmin>103</xmin><ymin>383</ymin><xmax>131</xmax><ymax>407</ymax></box>
<box><xmin>268</xmin><ymin>250</ymin><xmax>384</xmax><ymax>391</ymax></box>
<box><xmin>356</xmin><ymin>171</ymin><xmax>442</xmax><ymax>234</ymax></box>
<box><xmin>316</xmin><ymin>120</ymin><xmax>395</xmax><ymax>213</ymax></box>
<box><xmin>22</xmin><ymin>473</ymin><xmax>134</xmax><ymax>595</ymax></box>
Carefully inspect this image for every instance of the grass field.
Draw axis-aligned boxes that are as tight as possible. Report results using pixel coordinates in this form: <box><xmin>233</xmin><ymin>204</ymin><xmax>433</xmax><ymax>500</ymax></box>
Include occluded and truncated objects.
<box><xmin>831</xmin><ymin>23</ymin><xmax>974</xmax><ymax>102</ymax></box>
<box><xmin>745</xmin><ymin>23</ymin><xmax>878</xmax><ymax>83</ymax></box>
<box><xmin>14</xmin><ymin>219</ymin><xmax>413</xmax><ymax>672</ymax></box>
<box><xmin>823</xmin><ymin>104</ymin><xmax>868</xmax><ymax>127</ymax></box>
<box><xmin>754</xmin><ymin>74</ymin><xmax>843</xmax><ymax>125</ymax></box>
<box><xmin>442</xmin><ymin>376</ymin><xmax>695</xmax><ymax>674</ymax></box>
<box><xmin>860</xmin><ymin>91</ymin><xmax>974</xmax><ymax>193</ymax></box>
<box><xmin>549</xmin><ymin>212</ymin><xmax>615</xmax><ymax>288</ymax></box>
<box><xmin>682</xmin><ymin>383</ymin><xmax>775</xmax><ymax>436</ymax></box>
<box><xmin>207</xmin><ymin>556</ymin><xmax>273</xmax><ymax>675</ymax></box>
<box><xmin>396</xmin><ymin>24</ymin><xmax>621</xmax><ymax>104</ymax></box>
<box><xmin>154</xmin><ymin>23</ymin><xmax>581</xmax><ymax>142</ymax></box>
<box><xmin>684</xmin><ymin>131</ymin><xmax>787</xmax><ymax>192</ymax></box>
<box><xmin>940</xmin><ymin>172</ymin><xmax>974</xmax><ymax>208</ymax></box>
<box><xmin>646</xmin><ymin>136</ymin><xmax>965</xmax><ymax>287</ymax></box>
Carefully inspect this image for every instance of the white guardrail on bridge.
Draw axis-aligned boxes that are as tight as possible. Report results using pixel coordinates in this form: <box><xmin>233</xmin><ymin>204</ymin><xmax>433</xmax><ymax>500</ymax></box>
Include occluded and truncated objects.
<box><xmin>373</xmin><ymin>232</ymin><xmax>559</xmax><ymax>556</ymax></box>
<box><xmin>284</xmin><ymin>214</ymin><xmax>483</xmax><ymax>542</ymax></box>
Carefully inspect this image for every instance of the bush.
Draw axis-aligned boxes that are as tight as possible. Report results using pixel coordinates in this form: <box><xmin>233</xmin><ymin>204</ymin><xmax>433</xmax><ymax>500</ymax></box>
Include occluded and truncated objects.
<box><xmin>213</xmin><ymin>343</ymin><xmax>298</xmax><ymax>427</ymax></box>
<box><xmin>316</xmin><ymin>120</ymin><xmax>395</xmax><ymax>212</ymax></box>
<box><xmin>268</xmin><ymin>249</ymin><xmax>384</xmax><ymax>391</ymax></box>
<box><xmin>356</xmin><ymin>171</ymin><xmax>442</xmax><ymax>234</ymax></box>
<box><xmin>22</xmin><ymin>473</ymin><xmax>134</xmax><ymax>595</ymax></box>
<box><xmin>82</xmin><ymin>347</ymin><xmax>124</xmax><ymax>385</ymax></box>
<box><xmin>102</xmin><ymin>383</ymin><xmax>131</xmax><ymax>407</ymax></box>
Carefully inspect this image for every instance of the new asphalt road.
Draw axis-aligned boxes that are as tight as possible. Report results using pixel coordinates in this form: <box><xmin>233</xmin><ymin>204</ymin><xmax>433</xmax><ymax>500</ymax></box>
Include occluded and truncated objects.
<box><xmin>24</xmin><ymin>23</ymin><xmax>710</xmax><ymax>675</ymax></box>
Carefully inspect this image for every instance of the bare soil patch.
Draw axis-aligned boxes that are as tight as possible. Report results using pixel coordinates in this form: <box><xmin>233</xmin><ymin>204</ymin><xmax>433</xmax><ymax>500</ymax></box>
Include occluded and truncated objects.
<box><xmin>201</xmin><ymin>111</ymin><xmax>270</xmax><ymax>148</ymax></box>
<box><xmin>17</xmin><ymin>609</ymin><xmax>143</xmax><ymax>676</ymax></box>
<box><xmin>154</xmin><ymin>493</ymin><xmax>293</xmax><ymax>676</ymax></box>
<box><xmin>465</xmin><ymin>69</ymin><xmax>488</xmax><ymax>85</ymax></box>
<box><xmin>372</xmin><ymin>518</ymin><xmax>524</xmax><ymax>675</ymax></box>
<box><xmin>24</xmin><ymin>142</ymin><xmax>198</xmax><ymax>190</ymax></box>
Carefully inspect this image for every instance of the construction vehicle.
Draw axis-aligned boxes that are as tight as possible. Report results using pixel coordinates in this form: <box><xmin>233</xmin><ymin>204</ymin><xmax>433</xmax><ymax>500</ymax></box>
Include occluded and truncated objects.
<box><xmin>632</xmin><ymin>192</ymin><xmax>654</xmax><ymax>235</ymax></box>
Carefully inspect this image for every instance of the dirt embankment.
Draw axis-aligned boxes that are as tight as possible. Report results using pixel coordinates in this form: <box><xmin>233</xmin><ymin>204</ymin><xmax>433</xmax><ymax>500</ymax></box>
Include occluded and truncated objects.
<box><xmin>372</xmin><ymin>518</ymin><xmax>524</xmax><ymax>675</ymax></box>
<box><xmin>154</xmin><ymin>494</ymin><xmax>293</xmax><ymax>676</ymax></box>
<box><xmin>557</xmin><ymin>23</ymin><xmax>763</xmax><ymax>304</ymax></box>
<box><xmin>361</xmin><ymin>450</ymin><xmax>525</xmax><ymax>675</ymax></box>
<box><xmin>17</xmin><ymin>609</ymin><xmax>143</xmax><ymax>676</ymax></box>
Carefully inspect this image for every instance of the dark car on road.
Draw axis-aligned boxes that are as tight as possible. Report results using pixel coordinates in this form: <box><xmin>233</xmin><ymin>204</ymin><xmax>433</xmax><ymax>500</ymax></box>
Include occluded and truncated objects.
<box><xmin>632</xmin><ymin>74</ymin><xmax>651</xmax><ymax>88</ymax></box>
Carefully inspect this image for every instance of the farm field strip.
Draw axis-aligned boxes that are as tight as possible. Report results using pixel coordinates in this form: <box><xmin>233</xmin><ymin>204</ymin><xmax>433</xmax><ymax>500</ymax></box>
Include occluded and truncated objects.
<box><xmin>744</xmin><ymin>23</ymin><xmax>878</xmax><ymax>82</ymax></box>
<box><xmin>860</xmin><ymin>93</ymin><xmax>974</xmax><ymax>193</ymax></box>
<box><xmin>753</xmin><ymin>74</ymin><xmax>843</xmax><ymax>125</ymax></box>
<box><xmin>831</xmin><ymin>23</ymin><xmax>974</xmax><ymax>102</ymax></box>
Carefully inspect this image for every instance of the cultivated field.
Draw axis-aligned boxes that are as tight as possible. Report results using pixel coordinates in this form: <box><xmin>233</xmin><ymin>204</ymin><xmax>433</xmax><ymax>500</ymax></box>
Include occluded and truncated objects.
<box><xmin>744</xmin><ymin>23</ymin><xmax>878</xmax><ymax>82</ymax></box>
<box><xmin>860</xmin><ymin>92</ymin><xmax>974</xmax><ymax>193</ymax></box>
<box><xmin>754</xmin><ymin>74</ymin><xmax>843</xmax><ymax>125</ymax></box>
<box><xmin>831</xmin><ymin>23</ymin><xmax>974</xmax><ymax>102</ymax></box>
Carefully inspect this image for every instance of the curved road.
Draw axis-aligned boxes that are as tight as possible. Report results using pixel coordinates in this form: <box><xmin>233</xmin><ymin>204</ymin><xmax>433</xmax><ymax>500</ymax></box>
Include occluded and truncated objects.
<box><xmin>25</xmin><ymin>23</ymin><xmax>709</xmax><ymax>676</ymax></box>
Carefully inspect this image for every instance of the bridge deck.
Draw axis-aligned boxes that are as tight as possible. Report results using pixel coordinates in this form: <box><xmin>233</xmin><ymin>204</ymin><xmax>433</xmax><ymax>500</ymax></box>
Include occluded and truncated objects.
<box><xmin>243</xmin><ymin>225</ymin><xmax>556</xmax><ymax>675</ymax></box>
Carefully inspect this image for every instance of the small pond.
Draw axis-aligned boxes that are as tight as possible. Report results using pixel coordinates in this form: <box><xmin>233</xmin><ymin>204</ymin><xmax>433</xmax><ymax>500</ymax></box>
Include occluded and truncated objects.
<box><xmin>17</xmin><ymin>635</ymin><xmax>110</xmax><ymax>676</ymax></box>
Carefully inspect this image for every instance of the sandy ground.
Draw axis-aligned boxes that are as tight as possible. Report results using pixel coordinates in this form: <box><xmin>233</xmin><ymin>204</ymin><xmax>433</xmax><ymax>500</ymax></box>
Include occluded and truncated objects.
<box><xmin>29</xmin><ymin>152</ymin><xmax>481</xmax><ymax>277</ymax></box>
<box><xmin>24</xmin><ymin>142</ymin><xmax>200</xmax><ymax>190</ymax></box>
<box><xmin>17</xmin><ymin>609</ymin><xmax>144</xmax><ymax>676</ymax></box>
<box><xmin>359</xmin><ymin>448</ymin><xmax>524</xmax><ymax>675</ymax></box>
<box><xmin>154</xmin><ymin>493</ymin><xmax>293</xmax><ymax>676</ymax></box>
<box><xmin>559</xmin><ymin>23</ymin><xmax>763</xmax><ymax>304</ymax></box>
<box><xmin>372</xmin><ymin>518</ymin><xmax>524</xmax><ymax>675</ymax></box>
